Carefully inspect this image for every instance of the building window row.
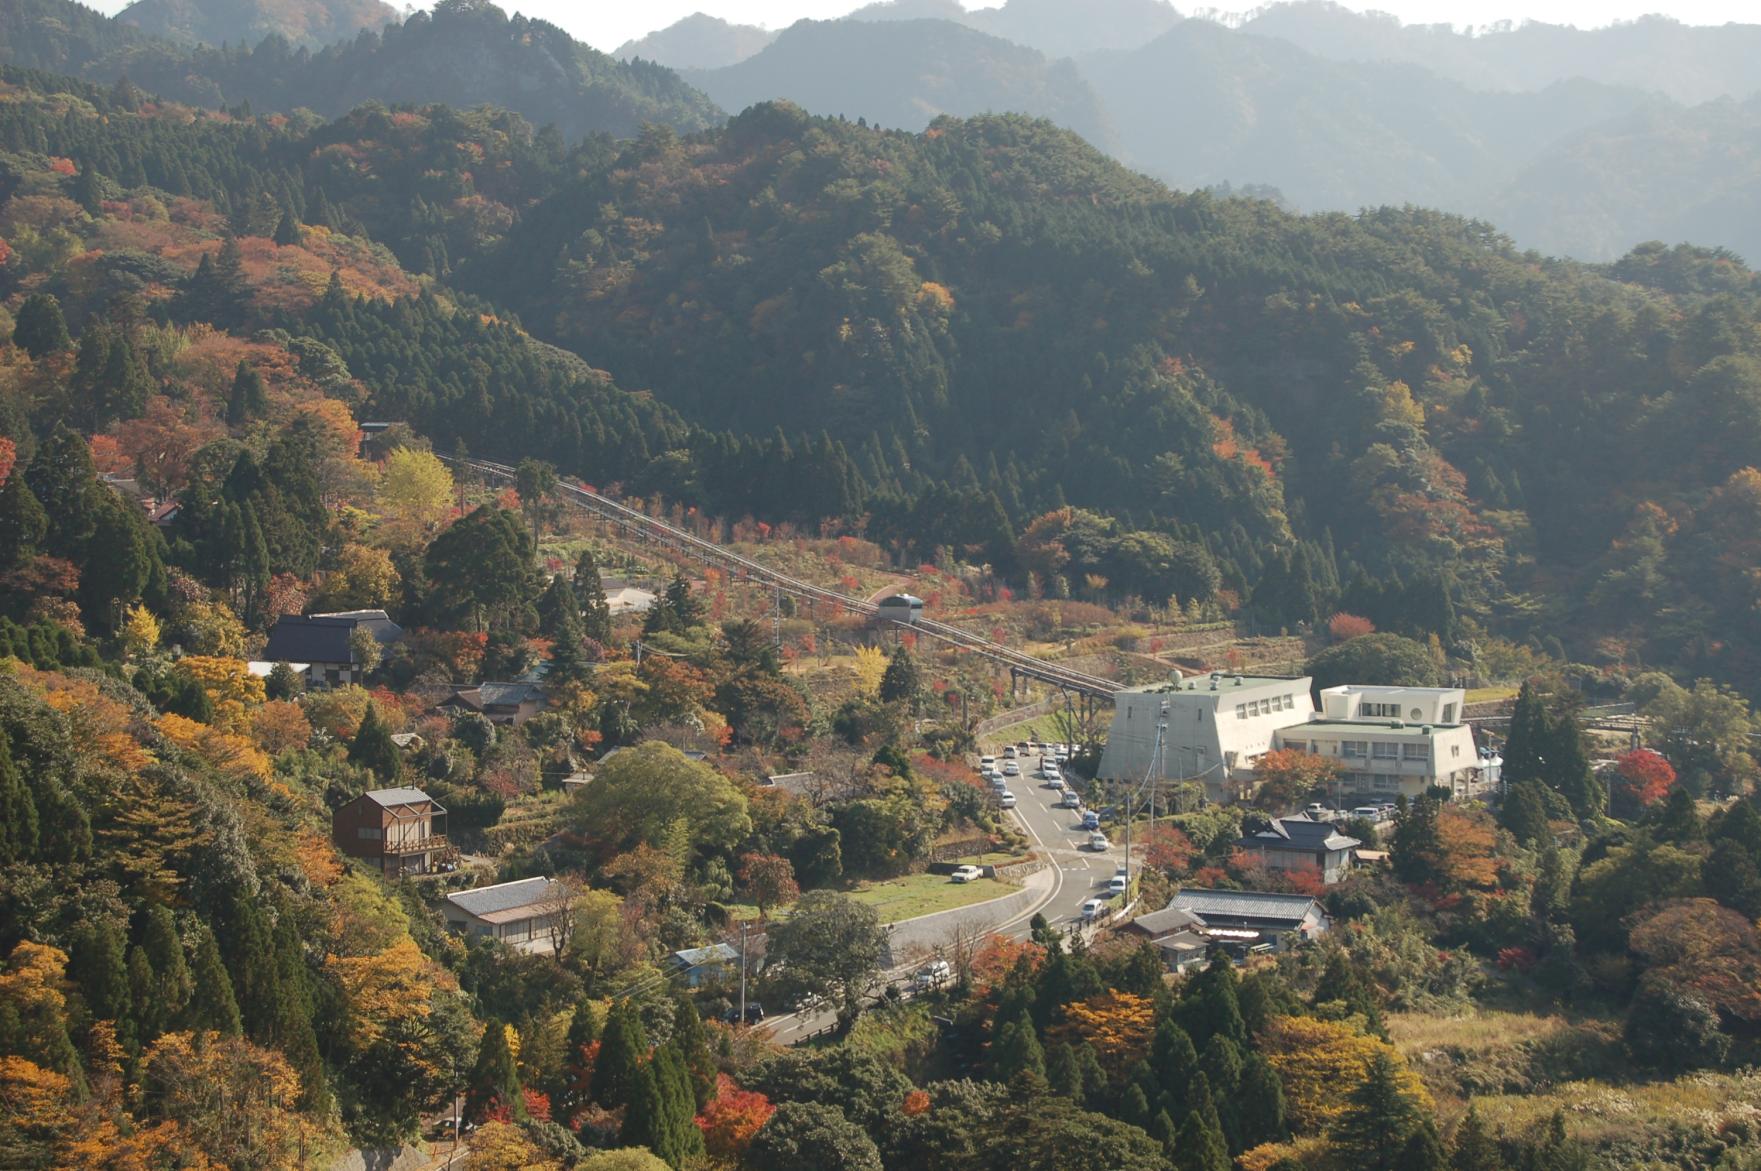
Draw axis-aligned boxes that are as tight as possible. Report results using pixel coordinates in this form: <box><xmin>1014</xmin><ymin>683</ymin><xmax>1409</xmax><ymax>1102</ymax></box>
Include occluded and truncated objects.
<box><xmin>1236</xmin><ymin>693</ymin><xmax>1299</xmax><ymax>720</ymax></box>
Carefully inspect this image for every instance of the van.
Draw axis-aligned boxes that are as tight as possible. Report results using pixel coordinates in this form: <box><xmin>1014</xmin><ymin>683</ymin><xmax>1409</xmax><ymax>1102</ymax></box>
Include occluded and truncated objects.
<box><xmin>914</xmin><ymin>960</ymin><xmax>951</xmax><ymax>988</ymax></box>
<box><xmin>1081</xmin><ymin>897</ymin><xmax>1107</xmax><ymax>921</ymax></box>
<box><xmin>1351</xmin><ymin>805</ymin><xmax>1382</xmax><ymax>821</ymax></box>
<box><xmin>1002</xmin><ymin>745</ymin><xmax>1018</xmax><ymax>759</ymax></box>
<box><xmin>979</xmin><ymin>756</ymin><xmax>996</xmax><ymax>771</ymax></box>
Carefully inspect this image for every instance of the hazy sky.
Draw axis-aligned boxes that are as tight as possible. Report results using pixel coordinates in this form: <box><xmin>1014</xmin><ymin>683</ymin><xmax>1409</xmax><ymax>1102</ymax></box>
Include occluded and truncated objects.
<box><xmin>92</xmin><ymin>1</ymin><xmax>1761</xmax><ymax>53</ymax></box>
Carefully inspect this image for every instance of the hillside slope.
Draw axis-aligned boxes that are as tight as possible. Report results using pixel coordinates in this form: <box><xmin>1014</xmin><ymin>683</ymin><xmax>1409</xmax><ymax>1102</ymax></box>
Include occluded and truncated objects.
<box><xmin>116</xmin><ymin>0</ymin><xmax>398</xmax><ymax>50</ymax></box>
<box><xmin>1080</xmin><ymin>21</ymin><xmax>1658</xmax><ymax>215</ymax></box>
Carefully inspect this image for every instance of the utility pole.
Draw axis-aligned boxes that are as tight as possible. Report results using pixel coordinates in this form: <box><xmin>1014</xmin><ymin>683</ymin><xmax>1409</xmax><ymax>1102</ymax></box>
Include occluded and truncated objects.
<box><xmin>738</xmin><ymin>920</ymin><xmax>749</xmax><ymax>1027</ymax></box>
<box><xmin>774</xmin><ymin>585</ymin><xmax>783</xmax><ymax>649</ymax></box>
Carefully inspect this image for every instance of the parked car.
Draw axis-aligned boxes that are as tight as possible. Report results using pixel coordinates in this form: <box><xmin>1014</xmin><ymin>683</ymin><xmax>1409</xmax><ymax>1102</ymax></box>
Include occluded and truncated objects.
<box><xmin>1054</xmin><ymin>744</ymin><xmax>1071</xmax><ymax>761</ymax></box>
<box><xmin>1000</xmin><ymin>792</ymin><xmax>1017</xmax><ymax>809</ymax></box>
<box><xmin>1087</xmin><ymin>831</ymin><xmax>1110</xmax><ymax>851</ymax></box>
<box><xmin>914</xmin><ymin>960</ymin><xmax>951</xmax><ymax>988</ymax></box>
<box><xmin>1062</xmin><ymin>790</ymin><xmax>1082</xmax><ymax>809</ymax></box>
<box><xmin>724</xmin><ymin>1004</ymin><xmax>765</xmax><ymax>1024</ymax></box>
<box><xmin>979</xmin><ymin>755</ymin><xmax>996</xmax><ymax>770</ymax></box>
<box><xmin>1002</xmin><ymin>745</ymin><xmax>1018</xmax><ymax>759</ymax></box>
<box><xmin>950</xmin><ymin>865</ymin><xmax>984</xmax><ymax>884</ymax></box>
<box><xmin>1016</xmin><ymin>741</ymin><xmax>1032</xmax><ymax>754</ymax></box>
<box><xmin>1081</xmin><ymin>810</ymin><xmax>1101</xmax><ymax>831</ymax></box>
<box><xmin>1040</xmin><ymin>761</ymin><xmax>1061</xmax><ymax>779</ymax></box>
<box><xmin>1081</xmin><ymin>897</ymin><xmax>1108</xmax><ymax>921</ymax></box>
<box><xmin>1351</xmin><ymin>805</ymin><xmax>1382</xmax><ymax>820</ymax></box>
<box><xmin>1107</xmin><ymin>868</ymin><xmax>1129</xmax><ymax>895</ymax></box>
<box><xmin>1047</xmin><ymin>775</ymin><xmax>1065</xmax><ymax>791</ymax></box>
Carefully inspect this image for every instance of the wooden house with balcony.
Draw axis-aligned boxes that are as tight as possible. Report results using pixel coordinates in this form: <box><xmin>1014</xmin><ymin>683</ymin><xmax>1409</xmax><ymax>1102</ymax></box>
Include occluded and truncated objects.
<box><xmin>332</xmin><ymin>787</ymin><xmax>448</xmax><ymax>876</ymax></box>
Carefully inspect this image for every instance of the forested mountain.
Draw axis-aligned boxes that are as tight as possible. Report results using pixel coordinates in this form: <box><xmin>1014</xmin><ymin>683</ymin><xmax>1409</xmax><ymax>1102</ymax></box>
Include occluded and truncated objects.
<box><xmin>853</xmin><ymin>0</ymin><xmax>1183</xmax><ymax>55</ymax></box>
<box><xmin>456</xmin><ymin>100</ymin><xmax>1761</xmax><ymax>685</ymax></box>
<box><xmin>614</xmin><ymin>12</ymin><xmax>776</xmax><ymax>71</ymax></box>
<box><xmin>1487</xmin><ymin>95</ymin><xmax>1761</xmax><ymax>264</ymax></box>
<box><xmin>682</xmin><ymin>18</ymin><xmax>1112</xmax><ymax>144</ymax></box>
<box><xmin>0</xmin><ymin>0</ymin><xmax>722</xmax><ymax>140</ymax></box>
<box><xmin>1080</xmin><ymin>20</ymin><xmax>1657</xmax><ymax>219</ymax></box>
<box><xmin>116</xmin><ymin>0</ymin><xmax>399</xmax><ymax>50</ymax></box>
<box><xmin>1241</xmin><ymin>2</ymin><xmax>1761</xmax><ymax>106</ymax></box>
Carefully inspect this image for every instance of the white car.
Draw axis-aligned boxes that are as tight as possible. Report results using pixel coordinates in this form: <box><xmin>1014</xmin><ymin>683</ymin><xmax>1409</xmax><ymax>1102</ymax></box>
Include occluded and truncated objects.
<box><xmin>1002</xmin><ymin>761</ymin><xmax>1021</xmax><ymax>777</ymax></box>
<box><xmin>1040</xmin><ymin>761</ymin><xmax>1061</xmax><ymax>779</ymax></box>
<box><xmin>1054</xmin><ymin>745</ymin><xmax>1071</xmax><ymax>761</ymax></box>
<box><xmin>1080</xmin><ymin>897</ymin><xmax>1107</xmax><ymax>921</ymax></box>
<box><xmin>1087</xmin><ymin>831</ymin><xmax>1110</xmax><ymax>851</ymax></box>
<box><xmin>1002</xmin><ymin>745</ymin><xmax>1018</xmax><ymax>759</ymax></box>
<box><xmin>1107</xmin><ymin>868</ymin><xmax>1129</xmax><ymax>896</ymax></box>
<box><xmin>950</xmin><ymin>865</ymin><xmax>984</xmax><ymax>884</ymax></box>
<box><xmin>1061</xmin><ymin>791</ymin><xmax>1082</xmax><ymax>809</ymax></box>
<box><xmin>1000</xmin><ymin>792</ymin><xmax>1017</xmax><ymax>809</ymax></box>
<box><xmin>979</xmin><ymin>756</ymin><xmax>997</xmax><ymax>771</ymax></box>
<box><xmin>1046</xmin><ymin>775</ymin><xmax>1065</xmax><ymax>791</ymax></box>
<box><xmin>914</xmin><ymin>959</ymin><xmax>951</xmax><ymax>988</ymax></box>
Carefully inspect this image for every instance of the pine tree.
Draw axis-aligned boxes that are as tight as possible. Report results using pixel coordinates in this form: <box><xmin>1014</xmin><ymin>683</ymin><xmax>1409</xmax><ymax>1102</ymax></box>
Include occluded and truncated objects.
<box><xmin>1502</xmin><ymin>681</ymin><xmax>1550</xmax><ymax>787</ymax></box>
<box><xmin>991</xmin><ymin>1015</ymin><xmax>1045</xmax><ymax>1083</ymax></box>
<box><xmin>270</xmin><ymin>906</ymin><xmax>329</xmax><ymax>1112</ymax></box>
<box><xmin>1045</xmin><ymin>1041</ymin><xmax>1083</xmax><ymax>1098</ymax></box>
<box><xmin>1173</xmin><ymin>1107</ymin><xmax>1230</xmax><ymax>1171</ymax></box>
<box><xmin>1199</xmin><ymin>1034</ymin><xmax>1244</xmax><ymax>1149</ymax></box>
<box><xmin>1401</xmin><ymin>1125</ymin><xmax>1450</xmax><ymax>1171</ymax></box>
<box><xmin>1237</xmin><ymin>1052</ymin><xmax>1287</xmax><ymax>1149</ymax></box>
<box><xmin>1451</xmin><ymin>1103</ymin><xmax>1500</xmax><ymax>1171</ymax></box>
<box><xmin>0</xmin><ymin>736</ymin><xmax>39</xmax><ymax>863</ymax></box>
<box><xmin>186</xmin><ymin>923</ymin><xmax>241</xmax><ymax>1034</ymax></box>
<box><xmin>1500</xmin><ymin>780</ymin><xmax>1552</xmax><ymax>847</ymax></box>
<box><xmin>1149</xmin><ymin>1016</ymin><xmax>1198</xmax><ymax>1119</ymax></box>
<box><xmin>0</xmin><ymin>472</ymin><xmax>48</xmax><ymax>570</ymax></box>
<box><xmin>70</xmin><ymin>919</ymin><xmax>137</xmax><ymax>1056</ymax></box>
<box><xmin>348</xmin><ymin>702</ymin><xmax>402</xmax><ymax>782</ymax></box>
<box><xmin>651</xmin><ymin>1041</ymin><xmax>706</xmax><ymax>1166</ymax></box>
<box><xmin>594</xmin><ymin>999</ymin><xmax>649</xmax><ymax>1107</ymax></box>
<box><xmin>466</xmin><ymin>1021</ymin><xmax>523</xmax><ymax>1121</ymax></box>
<box><xmin>272</xmin><ymin>205</ymin><xmax>303</xmax><ymax>247</ymax></box>
<box><xmin>1330</xmin><ymin>1051</ymin><xmax>1426</xmax><ymax>1171</ymax></box>
<box><xmin>574</xmin><ymin>547</ymin><xmax>613</xmax><ymax>643</ymax></box>
<box><xmin>135</xmin><ymin>905</ymin><xmax>191</xmax><ymax>1039</ymax></box>
<box><xmin>671</xmin><ymin>995</ymin><xmax>716</xmax><ymax>1112</ymax></box>
<box><xmin>227</xmin><ymin>361</ymin><xmax>268</xmax><ymax>426</ymax></box>
<box><xmin>11</xmin><ymin>293</ymin><xmax>70</xmax><ymax>358</ymax></box>
<box><xmin>619</xmin><ymin>1062</ymin><xmax>666</xmax><ymax>1158</ymax></box>
<box><xmin>1177</xmin><ymin>957</ymin><xmax>1246</xmax><ymax>1049</ymax></box>
<box><xmin>879</xmin><ymin>644</ymin><xmax>923</xmax><ymax>709</ymax></box>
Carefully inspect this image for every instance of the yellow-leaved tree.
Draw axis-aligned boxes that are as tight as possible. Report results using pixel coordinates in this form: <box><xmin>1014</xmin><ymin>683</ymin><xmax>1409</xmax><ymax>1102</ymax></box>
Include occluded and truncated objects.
<box><xmin>376</xmin><ymin>447</ymin><xmax>454</xmax><ymax>550</ymax></box>
<box><xmin>1260</xmin><ymin>1015</ymin><xmax>1430</xmax><ymax>1134</ymax></box>
<box><xmin>851</xmin><ymin>645</ymin><xmax>888</xmax><ymax>697</ymax></box>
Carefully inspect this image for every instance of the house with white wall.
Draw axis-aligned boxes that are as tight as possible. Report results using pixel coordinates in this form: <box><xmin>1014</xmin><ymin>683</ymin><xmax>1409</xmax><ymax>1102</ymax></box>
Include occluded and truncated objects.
<box><xmin>1096</xmin><ymin>673</ymin><xmax>1316</xmax><ymax>804</ymax></box>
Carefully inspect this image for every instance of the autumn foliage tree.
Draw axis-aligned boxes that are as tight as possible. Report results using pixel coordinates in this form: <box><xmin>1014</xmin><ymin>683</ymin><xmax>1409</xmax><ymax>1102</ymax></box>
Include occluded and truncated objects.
<box><xmin>737</xmin><ymin>852</ymin><xmax>800</xmax><ymax>918</ymax></box>
<box><xmin>1249</xmin><ymin>749</ymin><xmax>1342</xmax><ymax>811</ymax></box>
<box><xmin>696</xmin><ymin>1073</ymin><xmax>775</xmax><ymax>1160</ymax></box>
<box><xmin>1613</xmin><ymin>748</ymin><xmax>1677</xmax><ymax>817</ymax></box>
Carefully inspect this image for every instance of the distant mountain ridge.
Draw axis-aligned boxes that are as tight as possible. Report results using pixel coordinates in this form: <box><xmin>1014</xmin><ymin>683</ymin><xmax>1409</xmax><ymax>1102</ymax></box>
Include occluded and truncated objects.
<box><xmin>614</xmin><ymin>12</ymin><xmax>776</xmax><ymax>71</ymax></box>
<box><xmin>0</xmin><ymin>0</ymin><xmax>722</xmax><ymax>140</ymax></box>
<box><xmin>117</xmin><ymin>0</ymin><xmax>399</xmax><ymax>50</ymax></box>
<box><xmin>683</xmin><ymin>17</ymin><xmax>1113</xmax><ymax>146</ymax></box>
<box><xmin>1240</xmin><ymin>2</ymin><xmax>1761</xmax><ymax>105</ymax></box>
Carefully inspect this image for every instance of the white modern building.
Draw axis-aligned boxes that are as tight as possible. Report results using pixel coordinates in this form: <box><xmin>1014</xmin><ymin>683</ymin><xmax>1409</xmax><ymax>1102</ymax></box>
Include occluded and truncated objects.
<box><xmin>1096</xmin><ymin>673</ymin><xmax>1317</xmax><ymax>805</ymax></box>
<box><xmin>1275</xmin><ymin>685</ymin><xmax>1484</xmax><ymax>803</ymax></box>
<box><xmin>1097</xmin><ymin>677</ymin><xmax>1490</xmax><ymax>807</ymax></box>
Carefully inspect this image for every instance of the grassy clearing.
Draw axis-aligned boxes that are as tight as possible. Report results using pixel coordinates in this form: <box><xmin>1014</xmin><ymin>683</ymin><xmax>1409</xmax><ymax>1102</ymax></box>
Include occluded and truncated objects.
<box><xmin>981</xmin><ymin>716</ymin><xmax>1069</xmax><ymax>748</ymax></box>
<box><xmin>1466</xmin><ymin>685</ymin><xmax>1519</xmax><ymax>704</ymax></box>
<box><xmin>847</xmin><ymin>872</ymin><xmax>1020</xmax><ymax>922</ymax></box>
